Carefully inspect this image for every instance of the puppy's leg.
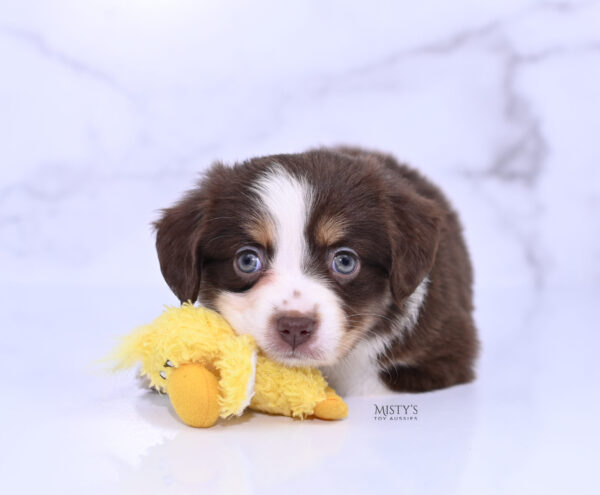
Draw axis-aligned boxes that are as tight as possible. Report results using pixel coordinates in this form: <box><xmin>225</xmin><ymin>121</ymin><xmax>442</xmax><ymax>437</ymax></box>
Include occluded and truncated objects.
<box><xmin>380</xmin><ymin>315</ymin><xmax>479</xmax><ymax>393</ymax></box>
<box><xmin>380</xmin><ymin>358</ymin><xmax>475</xmax><ymax>392</ymax></box>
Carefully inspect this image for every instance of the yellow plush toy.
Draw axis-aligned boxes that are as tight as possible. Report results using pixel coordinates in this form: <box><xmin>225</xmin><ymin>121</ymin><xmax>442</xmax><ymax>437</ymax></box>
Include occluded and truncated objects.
<box><xmin>112</xmin><ymin>303</ymin><xmax>347</xmax><ymax>427</ymax></box>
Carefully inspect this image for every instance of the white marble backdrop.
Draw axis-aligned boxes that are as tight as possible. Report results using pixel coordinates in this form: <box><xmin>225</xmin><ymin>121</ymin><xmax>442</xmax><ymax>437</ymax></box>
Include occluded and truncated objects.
<box><xmin>1</xmin><ymin>0</ymin><xmax>599</xmax><ymax>295</ymax></box>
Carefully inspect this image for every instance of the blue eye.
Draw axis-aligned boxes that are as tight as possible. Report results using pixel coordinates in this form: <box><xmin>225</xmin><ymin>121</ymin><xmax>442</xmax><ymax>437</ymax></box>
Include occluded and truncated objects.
<box><xmin>332</xmin><ymin>249</ymin><xmax>359</xmax><ymax>275</ymax></box>
<box><xmin>235</xmin><ymin>249</ymin><xmax>262</xmax><ymax>274</ymax></box>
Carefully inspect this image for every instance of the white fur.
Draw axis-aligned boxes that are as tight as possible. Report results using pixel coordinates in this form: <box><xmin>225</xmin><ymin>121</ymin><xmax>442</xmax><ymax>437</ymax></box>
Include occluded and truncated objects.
<box><xmin>321</xmin><ymin>277</ymin><xmax>430</xmax><ymax>396</ymax></box>
<box><xmin>320</xmin><ymin>333</ymin><xmax>392</xmax><ymax>396</ymax></box>
<box><xmin>398</xmin><ymin>276</ymin><xmax>430</xmax><ymax>337</ymax></box>
<box><xmin>215</xmin><ymin>165</ymin><xmax>346</xmax><ymax>367</ymax></box>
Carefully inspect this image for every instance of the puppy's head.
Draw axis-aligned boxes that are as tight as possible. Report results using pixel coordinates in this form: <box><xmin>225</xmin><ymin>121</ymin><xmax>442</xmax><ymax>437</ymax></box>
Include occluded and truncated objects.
<box><xmin>155</xmin><ymin>150</ymin><xmax>442</xmax><ymax>366</ymax></box>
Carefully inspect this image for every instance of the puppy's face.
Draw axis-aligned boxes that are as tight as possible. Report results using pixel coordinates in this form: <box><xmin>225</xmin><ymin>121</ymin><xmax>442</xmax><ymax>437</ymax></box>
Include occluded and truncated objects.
<box><xmin>155</xmin><ymin>150</ymin><xmax>441</xmax><ymax>367</ymax></box>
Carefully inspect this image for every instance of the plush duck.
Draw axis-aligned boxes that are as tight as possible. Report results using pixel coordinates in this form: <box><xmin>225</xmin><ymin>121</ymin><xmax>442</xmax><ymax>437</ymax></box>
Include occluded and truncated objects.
<box><xmin>112</xmin><ymin>303</ymin><xmax>348</xmax><ymax>427</ymax></box>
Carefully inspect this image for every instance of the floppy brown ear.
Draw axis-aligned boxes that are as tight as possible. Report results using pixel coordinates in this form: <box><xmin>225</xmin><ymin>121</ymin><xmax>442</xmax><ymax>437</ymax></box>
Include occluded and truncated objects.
<box><xmin>388</xmin><ymin>189</ymin><xmax>444</xmax><ymax>305</ymax></box>
<box><xmin>154</xmin><ymin>189</ymin><xmax>206</xmax><ymax>303</ymax></box>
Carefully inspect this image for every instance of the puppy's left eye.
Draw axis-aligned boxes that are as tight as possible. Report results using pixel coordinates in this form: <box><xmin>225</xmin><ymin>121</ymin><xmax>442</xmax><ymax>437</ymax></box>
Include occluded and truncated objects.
<box><xmin>331</xmin><ymin>248</ymin><xmax>360</xmax><ymax>276</ymax></box>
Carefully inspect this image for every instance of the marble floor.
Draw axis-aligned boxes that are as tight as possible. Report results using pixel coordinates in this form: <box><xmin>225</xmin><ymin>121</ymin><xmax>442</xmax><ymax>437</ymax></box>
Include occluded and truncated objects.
<box><xmin>1</xmin><ymin>283</ymin><xmax>597</xmax><ymax>494</ymax></box>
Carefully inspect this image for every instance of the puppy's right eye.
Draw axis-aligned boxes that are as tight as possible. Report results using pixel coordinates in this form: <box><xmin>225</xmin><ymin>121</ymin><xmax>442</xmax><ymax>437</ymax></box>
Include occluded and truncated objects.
<box><xmin>234</xmin><ymin>247</ymin><xmax>263</xmax><ymax>275</ymax></box>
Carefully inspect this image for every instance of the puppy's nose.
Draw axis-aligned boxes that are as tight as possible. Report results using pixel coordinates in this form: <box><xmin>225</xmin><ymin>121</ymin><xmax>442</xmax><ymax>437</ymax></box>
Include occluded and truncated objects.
<box><xmin>276</xmin><ymin>316</ymin><xmax>315</xmax><ymax>349</ymax></box>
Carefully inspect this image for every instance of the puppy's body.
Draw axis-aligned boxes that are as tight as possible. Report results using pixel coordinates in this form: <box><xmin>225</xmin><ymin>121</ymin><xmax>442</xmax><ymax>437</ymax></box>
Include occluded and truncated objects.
<box><xmin>155</xmin><ymin>148</ymin><xmax>479</xmax><ymax>395</ymax></box>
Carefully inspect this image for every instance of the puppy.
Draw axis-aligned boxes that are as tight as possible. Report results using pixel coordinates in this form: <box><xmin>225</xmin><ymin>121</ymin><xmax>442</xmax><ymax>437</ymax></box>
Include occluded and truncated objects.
<box><xmin>154</xmin><ymin>147</ymin><xmax>479</xmax><ymax>396</ymax></box>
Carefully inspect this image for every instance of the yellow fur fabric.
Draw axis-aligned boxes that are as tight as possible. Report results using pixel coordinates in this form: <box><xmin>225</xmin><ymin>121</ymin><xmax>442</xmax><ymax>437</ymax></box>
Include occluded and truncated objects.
<box><xmin>111</xmin><ymin>304</ymin><xmax>331</xmax><ymax>419</ymax></box>
<box><xmin>251</xmin><ymin>356</ymin><xmax>326</xmax><ymax>418</ymax></box>
<box><xmin>112</xmin><ymin>304</ymin><xmax>256</xmax><ymax>418</ymax></box>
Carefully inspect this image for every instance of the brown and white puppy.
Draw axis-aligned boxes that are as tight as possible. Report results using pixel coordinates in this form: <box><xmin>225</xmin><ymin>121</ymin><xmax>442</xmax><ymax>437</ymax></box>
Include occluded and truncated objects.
<box><xmin>154</xmin><ymin>147</ymin><xmax>479</xmax><ymax>396</ymax></box>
